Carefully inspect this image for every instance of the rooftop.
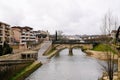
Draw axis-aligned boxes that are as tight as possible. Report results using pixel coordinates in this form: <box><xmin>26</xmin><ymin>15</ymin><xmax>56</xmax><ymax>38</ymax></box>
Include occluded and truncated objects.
<box><xmin>0</xmin><ymin>21</ymin><xmax>10</xmax><ymax>26</ymax></box>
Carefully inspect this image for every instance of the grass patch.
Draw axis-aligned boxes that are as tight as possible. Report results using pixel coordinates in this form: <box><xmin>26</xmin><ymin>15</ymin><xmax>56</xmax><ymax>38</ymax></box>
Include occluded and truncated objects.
<box><xmin>93</xmin><ymin>44</ymin><xmax>108</xmax><ymax>51</ymax></box>
<box><xmin>92</xmin><ymin>44</ymin><xmax>117</xmax><ymax>54</ymax></box>
<box><xmin>47</xmin><ymin>48</ymin><xmax>55</xmax><ymax>55</ymax></box>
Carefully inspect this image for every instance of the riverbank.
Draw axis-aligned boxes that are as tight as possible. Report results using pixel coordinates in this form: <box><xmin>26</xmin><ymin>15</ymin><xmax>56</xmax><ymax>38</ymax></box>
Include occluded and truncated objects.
<box><xmin>85</xmin><ymin>50</ymin><xmax>118</xmax><ymax>80</ymax></box>
<box><xmin>10</xmin><ymin>61</ymin><xmax>42</xmax><ymax>80</ymax></box>
<box><xmin>102</xmin><ymin>72</ymin><xmax>118</xmax><ymax>80</ymax></box>
<box><xmin>85</xmin><ymin>50</ymin><xmax>118</xmax><ymax>61</ymax></box>
<box><xmin>47</xmin><ymin>49</ymin><xmax>63</xmax><ymax>59</ymax></box>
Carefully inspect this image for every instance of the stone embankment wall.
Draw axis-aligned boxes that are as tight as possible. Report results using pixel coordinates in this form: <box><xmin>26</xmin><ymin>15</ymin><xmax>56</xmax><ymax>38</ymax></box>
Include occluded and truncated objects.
<box><xmin>11</xmin><ymin>61</ymin><xmax>42</xmax><ymax>80</ymax></box>
<box><xmin>0</xmin><ymin>60</ymin><xmax>34</xmax><ymax>80</ymax></box>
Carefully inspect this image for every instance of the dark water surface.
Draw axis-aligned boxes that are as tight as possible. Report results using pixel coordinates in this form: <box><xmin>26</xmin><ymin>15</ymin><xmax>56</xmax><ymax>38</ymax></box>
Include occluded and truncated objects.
<box><xmin>25</xmin><ymin>48</ymin><xmax>106</xmax><ymax>80</ymax></box>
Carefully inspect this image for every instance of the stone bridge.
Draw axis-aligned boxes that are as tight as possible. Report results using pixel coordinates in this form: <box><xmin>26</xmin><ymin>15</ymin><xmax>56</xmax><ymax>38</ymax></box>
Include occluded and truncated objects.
<box><xmin>53</xmin><ymin>43</ymin><xmax>93</xmax><ymax>55</ymax></box>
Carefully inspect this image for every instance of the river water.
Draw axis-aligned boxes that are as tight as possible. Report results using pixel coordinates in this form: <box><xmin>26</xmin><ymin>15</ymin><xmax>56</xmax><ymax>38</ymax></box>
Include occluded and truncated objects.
<box><xmin>25</xmin><ymin>48</ymin><xmax>106</xmax><ymax>80</ymax></box>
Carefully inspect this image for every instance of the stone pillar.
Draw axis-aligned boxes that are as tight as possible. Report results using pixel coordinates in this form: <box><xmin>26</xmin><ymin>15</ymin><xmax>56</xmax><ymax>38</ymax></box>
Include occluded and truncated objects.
<box><xmin>69</xmin><ymin>45</ymin><xmax>73</xmax><ymax>56</ymax></box>
<box><xmin>56</xmin><ymin>52</ymin><xmax>60</xmax><ymax>57</ymax></box>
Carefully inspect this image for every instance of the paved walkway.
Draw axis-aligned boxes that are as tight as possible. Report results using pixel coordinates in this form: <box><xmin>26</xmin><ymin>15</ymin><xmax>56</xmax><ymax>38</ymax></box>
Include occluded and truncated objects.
<box><xmin>37</xmin><ymin>41</ymin><xmax>52</xmax><ymax>63</ymax></box>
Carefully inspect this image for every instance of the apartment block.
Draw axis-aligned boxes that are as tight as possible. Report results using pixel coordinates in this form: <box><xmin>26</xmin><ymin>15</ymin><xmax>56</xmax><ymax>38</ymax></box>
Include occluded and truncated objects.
<box><xmin>20</xmin><ymin>26</ymin><xmax>36</xmax><ymax>46</ymax></box>
<box><xmin>0</xmin><ymin>22</ymin><xmax>12</xmax><ymax>46</ymax></box>
<box><xmin>12</xmin><ymin>26</ymin><xmax>21</xmax><ymax>44</ymax></box>
<box><xmin>12</xmin><ymin>26</ymin><xmax>37</xmax><ymax>49</ymax></box>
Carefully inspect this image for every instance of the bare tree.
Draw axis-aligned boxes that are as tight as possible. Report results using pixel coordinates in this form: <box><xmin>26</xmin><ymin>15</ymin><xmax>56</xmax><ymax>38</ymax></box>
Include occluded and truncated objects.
<box><xmin>101</xmin><ymin>11</ymin><xmax>118</xmax><ymax>35</ymax></box>
<box><xmin>116</xmin><ymin>26</ymin><xmax>120</xmax><ymax>80</ymax></box>
<box><xmin>101</xmin><ymin>14</ymin><xmax>107</xmax><ymax>35</ymax></box>
<box><xmin>114</xmin><ymin>17</ymin><xmax>119</xmax><ymax>30</ymax></box>
<box><xmin>100</xmin><ymin>11</ymin><xmax>117</xmax><ymax>80</ymax></box>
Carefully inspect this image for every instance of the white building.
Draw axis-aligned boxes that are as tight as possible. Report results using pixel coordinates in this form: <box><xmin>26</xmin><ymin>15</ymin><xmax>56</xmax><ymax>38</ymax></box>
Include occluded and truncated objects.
<box><xmin>0</xmin><ymin>22</ymin><xmax>12</xmax><ymax>46</ymax></box>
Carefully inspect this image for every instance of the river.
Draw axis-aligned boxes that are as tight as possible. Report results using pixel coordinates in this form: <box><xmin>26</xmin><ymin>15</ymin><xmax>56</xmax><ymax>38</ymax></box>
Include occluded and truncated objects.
<box><xmin>25</xmin><ymin>48</ymin><xmax>106</xmax><ymax>80</ymax></box>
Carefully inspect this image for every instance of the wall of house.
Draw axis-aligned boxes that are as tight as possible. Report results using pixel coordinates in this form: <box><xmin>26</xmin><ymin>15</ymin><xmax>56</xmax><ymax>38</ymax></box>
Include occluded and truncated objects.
<box><xmin>12</xmin><ymin>28</ymin><xmax>21</xmax><ymax>42</ymax></box>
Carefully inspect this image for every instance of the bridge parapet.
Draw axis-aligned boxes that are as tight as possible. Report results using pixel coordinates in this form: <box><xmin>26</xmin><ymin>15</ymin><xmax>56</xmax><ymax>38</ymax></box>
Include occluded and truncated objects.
<box><xmin>53</xmin><ymin>43</ymin><xmax>93</xmax><ymax>50</ymax></box>
<box><xmin>52</xmin><ymin>43</ymin><xmax>93</xmax><ymax>56</ymax></box>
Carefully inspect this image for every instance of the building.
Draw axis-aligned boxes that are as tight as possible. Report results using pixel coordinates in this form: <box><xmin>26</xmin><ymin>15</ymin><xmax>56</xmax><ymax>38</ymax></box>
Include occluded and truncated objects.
<box><xmin>12</xmin><ymin>26</ymin><xmax>22</xmax><ymax>44</ymax></box>
<box><xmin>111</xmin><ymin>30</ymin><xmax>117</xmax><ymax>39</ymax></box>
<box><xmin>33</xmin><ymin>30</ymin><xmax>49</xmax><ymax>41</ymax></box>
<box><xmin>12</xmin><ymin>26</ymin><xmax>36</xmax><ymax>49</ymax></box>
<box><xmin>0</xmin><ymin>22</ymin><xmax>12</xmax><ymax>46</ymax></box>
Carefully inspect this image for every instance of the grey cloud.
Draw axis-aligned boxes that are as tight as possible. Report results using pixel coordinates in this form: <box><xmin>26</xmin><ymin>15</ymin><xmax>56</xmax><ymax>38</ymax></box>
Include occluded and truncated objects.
<box><xmin>0</xmin><ymin>0</ymin><xmax>120</xmax><ymax>35</ymax></box>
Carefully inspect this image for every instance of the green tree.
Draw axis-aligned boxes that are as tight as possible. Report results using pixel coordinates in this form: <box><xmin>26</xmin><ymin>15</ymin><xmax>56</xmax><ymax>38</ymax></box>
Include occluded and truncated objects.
<box><xmin>2</xmin><ymin>41</ymin><xmax>13</xmax><ymax>55</ymax></box>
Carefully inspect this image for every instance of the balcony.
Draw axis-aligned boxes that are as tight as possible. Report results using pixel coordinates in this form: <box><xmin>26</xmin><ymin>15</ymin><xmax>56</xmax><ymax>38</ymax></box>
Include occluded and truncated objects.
<box><xmin>30</xmin><ymin>38</ymin><xmax>35</xmax><ymax>40</ymax></box>
<box><xmin>0</xmin><ymin>31</ymin><xmax>2</xmax><ymax>33</ymax></box>
<box><xmin>21</xmin><ymin>36</ymin><xmax>26</xmax><ymax>38</ymax></box>
<box><xmin>5</xmin><ymin>29</ymin><xmax>9</xmax><ymax>32</ymax></box>
<box><xmin>0</xmin><ymin>41</ymin><xmax>3</xmax><ymax>45</ymax></box>
<box><xmin>0</xmin><ymin>41</ymin><xmax>2</xmax><ymax>43</ymax></box>
<box><xmin>21</xmin><ymin>33</ymin><xmax>26</xmax><ymax>35</ymax></box>
<box><xmin>21</xmin><ymin>40</ymin><xmax>27</xmax><ymax>43</ymax></box>
<box><xmin>21</xmin><ymin>39</ymin><xmax>28</xmax><ymax>42</ymax></box>
<box><xmin>25</xmin><ymin>39</ymin><xmax>30</xmax><ymax>41</ymax></box>
<box><xmin>0</xmin><ymin>33</ymin><xmax>3</xmax><ymax>37</ymax></box>
<box><xmin>21</xmin><ymin>38</ymin><xmax>26</xmax><ymax>41</ymax></box>
<box><xmin>21</xmin><ymin>35</ymin><xmax>26</xmax><ymax>37</ymax></box>
<box><xmin>5</xmin><ymin>26</ymin><xmax>10</xmax><ymax>30</ymax></box>
<box><xmin>0</xmin><ymin>43</ymin><xmax>2</xmax><ymax>45</ymax></box>
<box><xmin>0</xmin><ymin>27</ymin><xmax>3</xmax><ymax>30</ymax></box>
<box><xmin>20</xmin><ymin>42</ymin><xmax>26</xmax><ymax>44</ymax></box>
<box><xmin>26</xmin><ymin>36</ymin><xmax>29</xmax><ymax>38</ymax></box>
<box><xmin>29</xmin><ymin>39</ymin><xmax>36</xmax><ymax>42</ymax></box>
<box><xmin>25</xmin><ymin>32</ymin><xmax>30</xmax><ymax>34</ymax></box>
<box><xmin>5</xmin><ymin>33</ymin><xmax>10</xmax><ymax>36</ymax></box>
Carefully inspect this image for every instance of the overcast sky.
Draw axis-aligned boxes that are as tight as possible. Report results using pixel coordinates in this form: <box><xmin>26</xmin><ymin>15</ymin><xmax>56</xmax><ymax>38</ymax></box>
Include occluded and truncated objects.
<box><xmin>0</xmin><ymin>0</ymin><xmax>120</xmax><ymax>35</ymax></box>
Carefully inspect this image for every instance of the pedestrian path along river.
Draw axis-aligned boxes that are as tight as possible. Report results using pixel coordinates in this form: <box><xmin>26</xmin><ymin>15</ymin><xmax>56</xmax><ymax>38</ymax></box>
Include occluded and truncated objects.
<box><xmin>37</xmin><ymin>41</ymin><xmax>52</xmax><ymax>63</ymax></box>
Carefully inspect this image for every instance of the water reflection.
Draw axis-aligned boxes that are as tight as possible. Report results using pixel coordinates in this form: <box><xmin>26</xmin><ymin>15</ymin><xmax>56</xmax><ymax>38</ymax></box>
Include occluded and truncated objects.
<box><xmin>25</xmin><ymin>48</ymin><xmax>106</xmax><ymax>80</ymax></box>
